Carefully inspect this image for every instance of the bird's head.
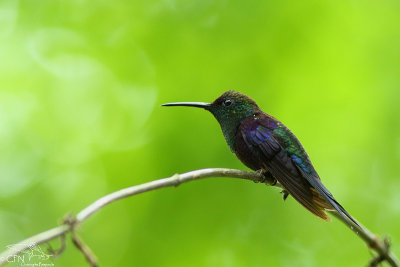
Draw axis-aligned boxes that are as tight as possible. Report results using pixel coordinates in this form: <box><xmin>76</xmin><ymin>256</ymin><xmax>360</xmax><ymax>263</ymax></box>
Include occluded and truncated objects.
<box><xmin>162</xmin><ymin>90</ymin><xmax>260</xmax><ymax>125</ymax></box>
<box><xmin>162</xmin><ymin>90</ymin><xmax>261</xmax><ymax>149</ymax></box>
<box><xmin>207</xmin><ymin>90</ymin><xmax>260</xmax><ymax>124</ymax></box>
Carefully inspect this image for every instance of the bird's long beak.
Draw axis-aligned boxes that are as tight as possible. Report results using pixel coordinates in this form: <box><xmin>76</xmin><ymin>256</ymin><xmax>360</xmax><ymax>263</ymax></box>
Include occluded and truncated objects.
<box><xmin>162</xmin><ymin>102</ymin><xmax>211</xmax><ymax>109</ymax></box>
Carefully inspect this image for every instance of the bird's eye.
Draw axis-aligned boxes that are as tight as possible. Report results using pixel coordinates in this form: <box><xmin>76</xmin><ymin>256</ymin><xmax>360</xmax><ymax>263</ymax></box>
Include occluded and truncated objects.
<box><xmin>223</xmin><ymin>99</ymin><xmax>232</xmax><ymax>107</ymax></box>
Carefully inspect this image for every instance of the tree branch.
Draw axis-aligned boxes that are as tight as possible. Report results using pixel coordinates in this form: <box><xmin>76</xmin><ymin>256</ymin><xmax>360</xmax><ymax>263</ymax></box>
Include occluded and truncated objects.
<box><xmin>0</xmin><ymin>168</ymin><xmax>398</xmax><ymax>266</ymax></box>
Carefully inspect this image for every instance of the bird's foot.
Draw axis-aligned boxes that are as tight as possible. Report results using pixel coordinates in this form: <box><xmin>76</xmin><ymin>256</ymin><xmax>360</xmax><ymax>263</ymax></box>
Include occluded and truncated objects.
<box><xmin>254</xmin><ymin>169</ymin><xmax>276</xmax><ymax>185</ymax></box>
<box><xmin>281</xmin><ymin>190</ymin><xmax>289</xmax><ymax>201</ymax></box>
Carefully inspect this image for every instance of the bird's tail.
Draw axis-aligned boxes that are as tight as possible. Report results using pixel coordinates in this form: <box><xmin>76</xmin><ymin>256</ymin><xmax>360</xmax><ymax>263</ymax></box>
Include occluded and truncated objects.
<box><xmin>295</xmin><ymin>166</ymin><xmax>359</xmax><ymax>227</ymax></box>
<box><xmin>309</xmin><ymin>178</ymin><xmax>359</xmax><ymax>228</ymax></box>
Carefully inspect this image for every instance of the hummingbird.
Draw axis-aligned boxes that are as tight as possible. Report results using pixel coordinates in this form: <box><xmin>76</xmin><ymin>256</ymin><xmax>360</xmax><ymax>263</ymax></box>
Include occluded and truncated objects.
<box><xmin>162</xmin><ymin>90</ymin><xmax>358</xmax><ymax>226</ymax></box>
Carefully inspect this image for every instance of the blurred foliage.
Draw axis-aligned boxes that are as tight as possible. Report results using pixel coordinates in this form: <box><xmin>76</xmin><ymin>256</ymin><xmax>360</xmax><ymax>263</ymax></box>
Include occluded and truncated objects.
<box><xmin>1</xmin><ymin>0</ymin><xmax>400</xmax><ymax>266</ymax></box>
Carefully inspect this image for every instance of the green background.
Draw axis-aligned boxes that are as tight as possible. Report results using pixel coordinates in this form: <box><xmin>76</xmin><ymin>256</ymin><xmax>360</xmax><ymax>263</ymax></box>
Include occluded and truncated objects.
<box><xmin>1</xmin><ymin>0</ymin><xmax>400</xmax><ymax>266</ymax></box>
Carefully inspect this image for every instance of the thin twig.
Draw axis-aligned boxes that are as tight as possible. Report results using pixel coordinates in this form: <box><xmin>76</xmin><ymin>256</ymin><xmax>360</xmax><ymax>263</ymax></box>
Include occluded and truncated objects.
<box><xmin>47</xmin><ymin>234</ymin><xmax>66</xmax><ymax>258</ymax></box>
<box><xmin>62</xmin><ymin>213</ymin><xmax>98</xmax><ymax>266</ymax></box>
<box><xmin>71</xmin><ymin>231</ymin><xmax>98</xmax><ymax>267</ymax></box>
<box><xmin>0</xmin><ymin>168</ymin><xmax>398</xmax><ymax>266</ymax></box>
<box><xmin>330</xmin><ymin>212</ymin><xmax>398</xmax><ymax>266</ymax></box>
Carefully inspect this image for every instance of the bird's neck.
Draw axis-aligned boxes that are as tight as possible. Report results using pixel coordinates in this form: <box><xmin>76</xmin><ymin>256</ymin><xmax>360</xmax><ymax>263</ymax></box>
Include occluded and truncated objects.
<box><xmin>220</xmin><ymin>121</ymin><xmax>239</xmax><ymax>152</ymax></box>
<box><xmin>210</xmin><ymin>108</ymin><xmax>259</xmax><ymax>152</ymax></box>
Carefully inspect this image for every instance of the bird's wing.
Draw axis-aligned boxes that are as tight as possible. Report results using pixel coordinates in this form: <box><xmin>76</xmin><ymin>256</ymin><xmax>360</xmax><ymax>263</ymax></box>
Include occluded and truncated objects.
<box><xmin>240</xmin><ymin>119</ymin><xmax>359</xmax><ymax>226</ymax></box>
<box><xmin>240</xmin><ymin>120</ymin><xmax>331</xmax><ymax>221</ymax></box>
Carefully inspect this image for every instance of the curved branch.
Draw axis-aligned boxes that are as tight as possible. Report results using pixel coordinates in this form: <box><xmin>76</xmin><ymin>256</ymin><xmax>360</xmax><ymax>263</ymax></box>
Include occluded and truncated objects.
<box><xmin>0</xmin><ymin>168</ymin><xmax>398</xmax><ymax>267</ymax></box>
<box><xmin>329</xmin><ymin>212</ymin><xmax>398</xmax><ymax>266</ymax></box>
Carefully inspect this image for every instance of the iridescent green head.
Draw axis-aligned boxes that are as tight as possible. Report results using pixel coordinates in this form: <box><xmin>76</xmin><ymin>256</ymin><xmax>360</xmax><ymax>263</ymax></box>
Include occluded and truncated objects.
<box><xmin>162</xmin><ymin>90</ymin><xmax>261</xmax><ymax>150</ymax></box>
<box><xmin>207</xmin><ymin>90</ymin><xmax>260</xmax><ymax>125</ymax></box>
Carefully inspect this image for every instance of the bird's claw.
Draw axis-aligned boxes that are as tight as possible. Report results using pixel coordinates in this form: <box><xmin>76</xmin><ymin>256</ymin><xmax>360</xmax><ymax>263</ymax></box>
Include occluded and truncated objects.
<box><xmin>254</xmin><ymin>170</ymin><xmax>276</xmax><ymax>185</ymax></box>
<box><xmin>281</xmin><ymin>190</ymin><xmax>289</xmax><ymax>201</ymax></box>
